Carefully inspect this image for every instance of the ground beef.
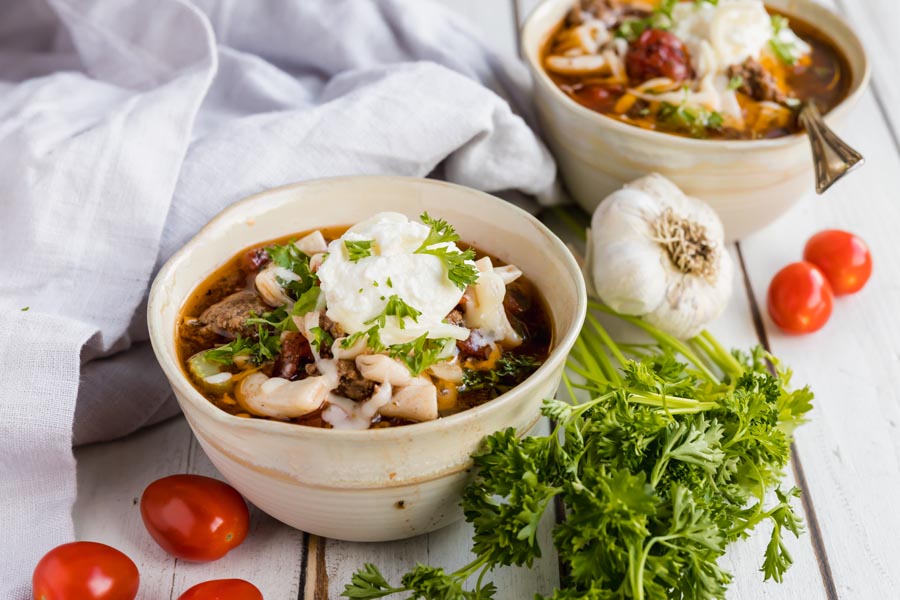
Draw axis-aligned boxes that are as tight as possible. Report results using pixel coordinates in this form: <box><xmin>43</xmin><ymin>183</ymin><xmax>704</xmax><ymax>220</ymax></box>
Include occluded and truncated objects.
<box><xmin>446</xmin><ymin>308</ymin><xmax>491</xmax><ymax>360</ymax></box>
<box><xmin>335</xmin><ymin>359</ymin><xmax>376</xmax><ymax>401</ymax></box>
<box><xmin>727</xmin><ymin>58</ymin><xmax>790</xmax><ymax>104</ymax></box>
<box><xmin>316</xmin><ymin>315</ymin><xmax>344</xmax><ymax>359</ymax></box>
<box><xmin>320</xmin><ymin>314</ymin><xmax>344</xmax><ymax>339</ymax></box>
<box><xmin>273</xmin><ymin>332</ymin><xmax>313</xmax><ymax>380</ymax></box>
<box><xmin>179</xmin><ymin>319</ymin><xmax>221</xmax><ymax>358</ymax></box>
<box><xmin>445</xmin><ymin>308</ymin><xmax>465</xmax><ymax>327</ymax></box>
<box><xmin>198</xmin><ymin>290</ymin><xmax>270</xmax><ymax>339</ymax></box>
<box><xmin>503</xmin><ymin>285</ymin><xmax>532</xmax><ymax>318</ymax></box>
<box><xmin>457</xmin><ymin>331</ymin><xmax>493</xmax><ymax>361</ymax></box>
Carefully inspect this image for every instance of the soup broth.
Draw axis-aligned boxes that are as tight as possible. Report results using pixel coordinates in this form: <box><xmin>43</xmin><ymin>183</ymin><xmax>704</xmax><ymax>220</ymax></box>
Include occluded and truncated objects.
<box><xmin>176</xmin><ymin>224</ymin><xmax>552</xmax><ymax>430</ymax></box>
<box><xmin>543</xmin><ymin>1</ymin><xmax>851</xmax><ymax>139</ymax></box>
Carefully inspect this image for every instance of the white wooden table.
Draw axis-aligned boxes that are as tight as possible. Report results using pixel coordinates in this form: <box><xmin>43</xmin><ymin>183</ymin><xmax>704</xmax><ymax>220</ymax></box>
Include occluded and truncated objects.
<box><xmin>73</xmin><ymin>1</ymin><xmax>900</xmax><ymax>598</ymax></box>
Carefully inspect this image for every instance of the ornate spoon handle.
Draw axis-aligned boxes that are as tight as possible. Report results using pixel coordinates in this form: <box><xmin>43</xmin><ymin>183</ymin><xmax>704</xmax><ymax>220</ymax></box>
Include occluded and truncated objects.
<box><xmin>799</xmin><ymin>102</ymin><xmax>864</xmax><ymax>194</ymax></box>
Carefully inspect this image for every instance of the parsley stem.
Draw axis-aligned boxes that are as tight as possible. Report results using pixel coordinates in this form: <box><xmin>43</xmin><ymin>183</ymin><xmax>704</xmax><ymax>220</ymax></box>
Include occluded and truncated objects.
<box><xmin>700</xmin><ymin>331</ymin><xmax>745</xmax><ymax>377</ymax></box>
<box><xmin>627</xmin><ymin>392</ymin><xmax>718</xmax><ymax>412</ymax></box>
<box><xmin>586</xmin><ymin>313</ymin><xmax>628</xmax><ymax>366</ymax></box>
<box><xmin>589</xmin><ymin>302</ymin><xmax>719</xmax><ymax>383</ymax></box>
<box><xmin>581</xmin><ymin>323</ymin><xmax>621</xmax><ymax>386</ymax></box>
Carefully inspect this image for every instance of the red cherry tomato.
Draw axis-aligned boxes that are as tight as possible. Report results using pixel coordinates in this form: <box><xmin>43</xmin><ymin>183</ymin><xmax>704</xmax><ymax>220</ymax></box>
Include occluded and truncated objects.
<box><xmin>767</xmin><ymin>262</ymin><xmax>834</xmax><ymax>333</ymax></box>
<box><xmin>140</xmin><ymin>475</ymin><xmax>249</xmax><ymax>562</ymax></box>
<box><xmin>177</xmin><ymin>579</ymin><xmax>263</xmax><ymax>600</ymax></box>
<box><xmin>803</xmin><ymin>229</ymin><xmax>872</xmax><ymax>295</ymax></box>
<box><xmin>32</xmin><ymin>541</ymin><xmax>139</xmax><ymax>600</ymax></box>
<box><xmin>626</xmin><ymin>29</ymin><xmax>692</xmax><ymax>83</ymax></box>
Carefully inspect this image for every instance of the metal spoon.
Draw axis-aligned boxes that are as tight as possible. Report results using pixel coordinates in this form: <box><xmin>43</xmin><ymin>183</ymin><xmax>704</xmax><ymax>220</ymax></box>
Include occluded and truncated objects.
<box><xmin>798</xmin><ymin>101</ymin><xmax>864</xmax><ymax>194</ymax></box>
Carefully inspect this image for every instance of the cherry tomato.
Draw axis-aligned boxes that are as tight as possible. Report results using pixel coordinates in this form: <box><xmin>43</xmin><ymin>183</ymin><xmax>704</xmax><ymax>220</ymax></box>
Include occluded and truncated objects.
<box><xmin>626</xmin><ymin>29</ymin><xmax>692</xmax><ymax>83</ymax></box>
<box><xmin>177</xmin><ymin>579</ymin><xmax>263</xmax><ymax>600</ymax></box>
<box><xmin>32</xmin><ymin>541</ymin><xmax>139</xmax><ymax>600</ymax></box>
<box><xmin>803</xmin><ymin>229</ymin><xmax>872</xmax><ymax>295</ymax></box>
<box><xmin>140</xmin><ymin>474</ymin><xmax>249</xmax><ymax>562</ymax></box>
<box><xmin>767</xmin><ymin>262</ymin><xmax>834</xmax><ymax>333</ymax></box>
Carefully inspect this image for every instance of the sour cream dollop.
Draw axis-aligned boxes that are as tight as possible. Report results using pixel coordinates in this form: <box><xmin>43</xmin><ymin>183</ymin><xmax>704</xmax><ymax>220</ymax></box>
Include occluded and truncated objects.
<box><xmin>316</xmin><ymin>212</ymin><xmax>471</xmax><ymax>345</ymax></box>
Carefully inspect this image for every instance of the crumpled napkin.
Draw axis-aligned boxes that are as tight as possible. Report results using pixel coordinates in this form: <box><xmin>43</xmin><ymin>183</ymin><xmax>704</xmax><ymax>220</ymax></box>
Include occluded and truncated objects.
<box><xmin>0</xmin><ymin>0</ymin><xmax>555</xmax><ymax>595</ymax></box>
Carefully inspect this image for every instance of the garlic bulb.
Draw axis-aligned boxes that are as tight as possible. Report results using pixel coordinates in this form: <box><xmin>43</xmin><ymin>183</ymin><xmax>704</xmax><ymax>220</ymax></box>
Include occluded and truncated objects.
<box><xmin>589</xmin><ymin>173</ymin><xmax>733</xmax><ymax>339</ymax></box>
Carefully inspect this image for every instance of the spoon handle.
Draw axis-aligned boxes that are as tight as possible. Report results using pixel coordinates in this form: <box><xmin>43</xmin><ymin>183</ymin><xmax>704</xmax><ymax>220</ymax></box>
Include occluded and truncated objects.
<box><xmin>799</xmin><ymin>102</ymin><xmax>864</xmax><ymax>194</ymax></box>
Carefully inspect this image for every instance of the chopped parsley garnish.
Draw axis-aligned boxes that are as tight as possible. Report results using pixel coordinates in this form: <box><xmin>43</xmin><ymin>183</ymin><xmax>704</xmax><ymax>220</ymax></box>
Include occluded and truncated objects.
<box><xmin>387</xmin><ymin>334</ymin><xmax>453</xmax><ymax>376</ymax></box>
<box><xmin>727</xmin><ymin>75</ymin><xmax>744</xmax><ymax>91</ymax></box>
<box><xmin>365</xmin><ymin>294</ymin><xmax>422</xmax><ymax>330</ymax></box>
<box><xmin>245</xmin><ymin>306</ymin><xmax>296</xmax><ymax>333</ymax></box>
<box><xmin>462</xmin><ymin>354</ymin><xmax>542</xmax><ymax>395</ymax></box>
<box><xmin>204</xmin><ymin>325</ymin><xmax>281</xmax><ymax>367</ymax></box>
<box><xmin>309</xmin><ymin>326</ymin><xmax>334</xmax><ymax>352</ymax></box>
<box><xmin>769</xmin><ymin>15</ymin><xmax>798</xmax><ymax>65</ymax></box>
<box><xmin>386</xmin><ymin>277</ymin><xmax>393</xmax><ymax>288</ymax></box>
<box><xmin>340</xmin><ymin>326</ymin><xmax>385</xmax><ymax>353</ymax></box>
<box><xmin>616</xmin><ymin>0</ymin><xmax>717</xmax><ymax>41</ymax></box>
<box><xmin>292</xmin><ymin>286</ymin><xmax>321</xmax><ymax>317</ymax></box>
<box><xmin>266</xmin><ymin>241</ymin><xmax>317</xmax><ymax>300</ymax></box>
<box><xmin>658</xmin><ymin>98</ymin><xmax>724</xmax><ymax>138</ymax></box>
<box><xmin>415</xmin><ymin>213</ymin><xmax>479</xmax><ymax>291</ymax></box>
<box><xmin>345</xmin><ymin>239</ymin><xmax>374</xmax><ymax>262</ymax></box>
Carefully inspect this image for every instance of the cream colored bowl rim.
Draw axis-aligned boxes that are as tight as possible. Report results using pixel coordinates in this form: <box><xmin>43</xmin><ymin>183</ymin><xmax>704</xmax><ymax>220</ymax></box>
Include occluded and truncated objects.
<box><xmin>148</xmin><ymin>175</ymin><xmax>587</xmax><ymax>441</ymax></box>
<box><xmin>521</xmin><ymin>0</ymin><xmax>871</xmax><ymax>150</ymax></box>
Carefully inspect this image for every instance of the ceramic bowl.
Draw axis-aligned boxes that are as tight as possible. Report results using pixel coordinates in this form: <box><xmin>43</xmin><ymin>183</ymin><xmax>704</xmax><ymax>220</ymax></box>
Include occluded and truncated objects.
<box><xmin>521</xmin><ymin>0</ymin><xmax>870</xmax><ymax>239</ymax></box>
<box><xmin>147</xmin><ymin>176</ymin><xmax>586</xmax><ymax>542</ymax></box>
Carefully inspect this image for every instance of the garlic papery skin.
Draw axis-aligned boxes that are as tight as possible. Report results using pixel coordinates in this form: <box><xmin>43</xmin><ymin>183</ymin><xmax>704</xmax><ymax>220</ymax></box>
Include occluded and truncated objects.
<box><xmin>590</xmin><ymin>173</ymin><xmax>733</xmax><ymax>339</ymax></box>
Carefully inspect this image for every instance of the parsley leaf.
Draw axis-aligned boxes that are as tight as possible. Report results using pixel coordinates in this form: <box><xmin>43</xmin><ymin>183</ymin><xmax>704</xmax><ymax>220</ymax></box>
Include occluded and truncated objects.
<box><xmin>267</xmin><ymin>241</ymin><xmax>317</xmax><ymax>301</ymax></box>
<box><xmin>340</xmin><ymin>326</ymin><xmax>385</xmax><ymax>353</ymax></box>
<box><xmin>292</xmin><ymin>286</ymin><xmax>321</xmax><ymax>317</ymax></box>
<box><xmin>728</xmin><ymin>75</ymin><xmax>744</xmax><ymax>91</ymax></box>
<box><xmin>388</xmin><ymin>333</ymin><xmax>452</xmax><ymax>376</ymax></box>
<box><xmin>365</xmin><ymin>294</ymin><xmax>422</xmax><ymax>330</ymax></box>
<box><xmin>308</xmin><ymin>326</ymin><xmax>334</xmax><ymax>353</ymax></box>
<box><xmin>658</xmin><ymin>99</ymin><xmax>724</xmax><ymax>138</ymax></box>
<box><xmin>204</xmin><ymin>324</ymin><xmax>281</xmax><ymax>367</ymax></box>
<box><xmin>345</xmin><ymin>240</ymin><xmax>374</xmax><ymax>262</ymax></box>
<box><xmin>415</xmin><ymin>213</ymin><xmax>479</xmax><ymax>291</ymax></box>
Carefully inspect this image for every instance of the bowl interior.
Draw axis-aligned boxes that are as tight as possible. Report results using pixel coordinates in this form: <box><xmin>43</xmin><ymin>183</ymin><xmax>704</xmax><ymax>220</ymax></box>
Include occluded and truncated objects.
<box><xmin>521</xmin><ymin>0</ymin><xmax>870</xmax><ymax>147</ymax></box>
<box><xmin>148</xmin><ymin>176</ymin><xmax>586</xmax><ymax>439</ymax></box>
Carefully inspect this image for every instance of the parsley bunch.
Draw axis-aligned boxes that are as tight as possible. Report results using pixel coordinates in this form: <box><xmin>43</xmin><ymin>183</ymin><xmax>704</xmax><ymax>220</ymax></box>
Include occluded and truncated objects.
<box><xmin>344</xmin><ymin>302</ymin><xmax>813</xmax><ymax>599</ymax></box>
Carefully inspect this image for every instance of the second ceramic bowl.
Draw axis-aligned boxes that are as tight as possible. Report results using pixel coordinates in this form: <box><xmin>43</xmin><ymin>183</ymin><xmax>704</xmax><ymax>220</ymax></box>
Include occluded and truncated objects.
<box><xmin>521</xmin><ymin>0</ymin><xmax>870</xmax><ymax>239</ymax></box>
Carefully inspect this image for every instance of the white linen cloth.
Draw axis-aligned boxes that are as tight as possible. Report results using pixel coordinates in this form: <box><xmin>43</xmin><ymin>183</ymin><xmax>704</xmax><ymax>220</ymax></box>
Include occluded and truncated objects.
<box><xmin>0</xmin><ymin>0</ymin><xmax>555</xmax><ymax>595</ymax></box>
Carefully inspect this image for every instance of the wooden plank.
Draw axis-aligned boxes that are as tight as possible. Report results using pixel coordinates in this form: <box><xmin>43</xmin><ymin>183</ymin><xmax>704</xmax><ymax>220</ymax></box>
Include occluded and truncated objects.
<box><xmin>169</xmin><ymin>434</ymin><xmax>306</xmax><ymax>599</ymax></box>
<box><xmin>740</xmin><ymin>86</ymin><xmax>900</xmax><ymax>599</ymax></box>
<box><xmin>835</xmin><ymin>0</ymin><xmax>900</xmax><ymax>152</ymax></box>
<box><xmin>73</xmin><ymin>418</ymin><xmax>189</xmax><ymax>599</ymax></box>
<box><xmin>74</xmin><ymin>417</ymin><xmax>307</xmax><ymax>599</ymax></box>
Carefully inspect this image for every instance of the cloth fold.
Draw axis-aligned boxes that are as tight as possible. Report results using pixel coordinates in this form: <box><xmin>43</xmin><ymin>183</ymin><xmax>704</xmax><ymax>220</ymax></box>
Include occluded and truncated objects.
<box><xmin>0</xmin><ymin>0</ymin><xmax>555</xmax><ymax>596</ymax></box>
